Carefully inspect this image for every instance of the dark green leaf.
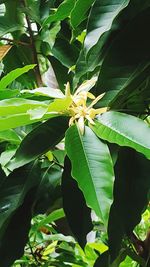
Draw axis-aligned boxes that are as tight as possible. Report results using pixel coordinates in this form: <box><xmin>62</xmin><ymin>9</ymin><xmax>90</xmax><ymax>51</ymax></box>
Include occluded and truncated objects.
<box><xmin>95</xmin><ymin>8</ymin><xmax>150</xmax><ymax>95</ymax></box>
<box><xmin>94</xmin><ymin>251</ymin><xmax>109</xmax><ymax>267</ymax></box>
<box><xmin>84</xmin><ymin>0</ymin><xmax>130</xmax><ymax>55</ymax></box>
<box><xmin>7</xmin><ymin>116</ymin><xmax>69</xmax><ymax>170</ymax></box>
<box><xmin>62</xmin><ymin>156</ymin><xmax>93</xmax><ymax>248</ymax></box>
<box><xmin>108</xmin><ymin>148</ymin><xmax>150</xmax><ymax>260</ymax></box>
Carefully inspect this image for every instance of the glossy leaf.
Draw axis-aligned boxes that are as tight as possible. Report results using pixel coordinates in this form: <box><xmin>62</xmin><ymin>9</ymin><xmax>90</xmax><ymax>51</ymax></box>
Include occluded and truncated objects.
<box><xmin>0</xmin><ymin>98</ymin><xmax>48</xmax><ymax>116</ymax></box>
<box><xmin>0</xmin><ymin>162</ymin><xmax>42</xmax><ymax>267</ymax></box>
<box><xmin>65</xmin><ymin>125</ymin><xmax>114</xmax><ymax>224</ymax></box>
<box><xmin>84</xmin><ymin>0</ymin><xmax>130</xmax><ymax>54</ymax></box>
<box><xmin>108</xmin><ymin>148</ymin><xmax>150</xmax><ymax>260</ymax></box>
<box><xmin>95</xmin><ymin>8</ymin><xmax>150</xmax><ymax>95</ymax></box>
<box><xmin>0</xmin><ymin>162</ymin><xmax>40</xmax><ymax>238</ymax></box>
<box><xmin>0</xmin><ymin>112</ymin><xmax>57</xmax><ymax>132</ymax></box>
<box><xmin>21</xmin><ymin>87</ymin><xmax>65</xmax><ymax>98</ymax></box>
<box><xmin>92</xmin><ymin>111</ymin><xmax>150</xmax><ymax>159</ymax></box>
<box><xmin>47</xmin><ymin>96</ymin><xmax>72</xmax><ymax>112</ymax></box>
<box><xmin>62</xmin><ymin>156</ymin><xmax>93</xmax><ymax>248</ymax></box>
<box><xmin>7</xmin><ymin>116</ymin><xmax>69</xmax><ymax>170</ymax></box>
<box><xmin>33</xmin><ymin>165</ymin><xmax>63</xmax><ymax>214</ymax></box>
<box><xmin>0</xmin><ymin>65</ymin><xmax>36</xmax><ymax>89</ymax></box>
<box><xmin>43</xmin><ymin>0</ymin><xmax>76</xmax><ymax>26</ymax></box>
<box><xmin>70</xmin><ymin>0</ymin><xmax>95</xmax><ymax>28</ymax></box>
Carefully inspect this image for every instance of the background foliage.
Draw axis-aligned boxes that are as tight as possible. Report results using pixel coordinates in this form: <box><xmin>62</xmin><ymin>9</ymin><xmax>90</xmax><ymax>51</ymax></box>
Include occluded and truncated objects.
<box><xmin>0</xmin><ymin>0</ymin><xmax>150</xmax><ymax>266</ymax></box>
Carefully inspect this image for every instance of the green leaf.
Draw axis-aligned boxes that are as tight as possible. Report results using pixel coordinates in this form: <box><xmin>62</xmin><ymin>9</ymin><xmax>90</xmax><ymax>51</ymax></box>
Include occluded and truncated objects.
<box><xmin>37</xmin><ymin>209</ymin><xmax>65</xmax><ymax>229</ymax></box>
<box><xmin>70</xmin><ymin>0</ymin><xmax>95</xmax><ymax>28</ymax></box>
<box><xmin>84</xmin><ymin>0</ymin><xmax>130</xmax><ymax>55</ymax></box>
<box><xmin>0</xmin><ymin>98</ymin><xmax>48</xmax><ymax>116</ymax></box>
<box><xmin>92</xmin><ymin>111</ymin><xmax>150</xmax><ymax>160</ymax></box>
<box><xmin>42</xmin><ymin>0</ymin><xmax>76</xmax><ymax>26</ymax></box>
<box><xmin>52</xmin><ymin>37</ymin><xmax>80</xmax><ymax>68</ymax></box>
<box><xmin>0</xmin><ymin>16</ymin><xmax>22</xmax><ymax>37</ymax></box>
<box><xmin>108</xmin><ymin>148</ymin><xmax>150</xmax><ymax>261</ymax></box>
<box><xmin>65</xmin><ymin>125</ymin><xmax>114</xmax><ymax>225</ymax></box>
<box><xmin>0</xmin><ymin>65</ymin><xmax>36</xmax><ymax>89</ymax></box>
<box><xmin>0</xmin><ymin>129</ymin><xmax>21</xmax><ymax>144</ymax></box>
<box><xmin>21</xmin><ymin>87</ymin><xmax>65</xmax><ymax>98</ymax></box>
<box><xmin>0</xmin><ymin>89</ymin><xmax>19</xmax><ymax>100</ymax></box>
<box><xmin>7</xmin><ymin>116</ymin><xmax>69</xmax><ymax>170</ymax></box>
<box><xmin>62</xmin><ymin>156</ymin><xmax>93</xmax><ymax>248</ymax></box>
<box><xmin>33</xmin><ymin>165</ymin><xmax>62</xmax><ymax>214</ymax></box>
<box><xmin>0</xmin><ymin>162</ymin><xmax>42</xmax><ymax>267</ymax></box>
<box><xmin>95</xmin><ymin>8</ymin><xmax>150</xmax><ymax>96</ymax></box>
<box><xmin>48</xmin><ymin>96</ymin><xmax>72</xmax><ymax>112</ymax></box>
<box><xmin>0</xmin><ymin>112</ymin><xmax>56</xmax><ymax>132</ymax></box>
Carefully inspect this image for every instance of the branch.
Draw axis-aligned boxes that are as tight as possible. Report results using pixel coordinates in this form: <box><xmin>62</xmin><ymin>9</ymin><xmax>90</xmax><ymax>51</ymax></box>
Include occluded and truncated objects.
<box><xmin>22</xmin><ymin>0</ymin><xmax>43</xmax><ymax>87</ymax></box>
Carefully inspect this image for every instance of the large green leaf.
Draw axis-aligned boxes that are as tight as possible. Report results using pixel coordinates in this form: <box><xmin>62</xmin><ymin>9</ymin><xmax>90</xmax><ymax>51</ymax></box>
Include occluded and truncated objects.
<box><xmin>108</xmin><ymin>148</ymin><xmax>150</xmax><ymax>261</ymax></box>
<box><xmin>0</xmin><ymin>98</ymin><xmax>48</xmax><ymax>116</ymax></box>
<box><xmin>0</xmin><ymin>112</ymin><xmax>56</xmax><ymax>132</ymax></box>
<box><xmin>7</xmin><ymin>116</ymin><xmax>69</xmax><ymax>170</ymax></box>
<box><xmin>92</xmin><ymin>111</ymin><xmax>150</xmax><ymax>159</ymax></box>
<box><xmin>95</xmin><ymin>8</ymin><xmax>150</xmax><ymax>96</ymax></box>
<box><xmin>0</xmin><ymin>162</ymin><xmax>40</xmax><ymax>238</ymax></box>
<box><xmin>84</xmin><ymin>0</ymin><xmax>130</xmax><ymax>55</ymax></box>
<box><xmin>65</xmin><ymin>125</ymin><xmax>114</xmax><ymax>225</ymax></box>
<box><xmin>70</xmin><ymin>0</ymin><xmax>95</xmax><ymax>28</ymax></box>
<box><xmin>0</xmin><ymin>190</ymin><xmax>35</xmax><ymax>267</ymax></box>
<box><xmin>0</xmin><ymin>162</ymin><xmax>43</xmax><ymax>267</ymax></box>
<box><xmin>52</xmin><ymin>37</ymin><xmax>80</xmax><ymax>68</ymax></box>
<box><xmin>62</xmin><ymin>156</ymin><xmax>93</xmax><ymax>248</ymax></box>
<box><xmin>43</xmin><ymin>0</ymin><xmax>76</xmax><ymax>26</ymax></box>
<box><xmin>33</xmin><ymin>164</ymin><xmax>63</xmax><ymax>214</ymax></box>
<box><xmin>0</xmin><ymin>65</ymin><xmax>36</xmax><ymax>89</ymax></box>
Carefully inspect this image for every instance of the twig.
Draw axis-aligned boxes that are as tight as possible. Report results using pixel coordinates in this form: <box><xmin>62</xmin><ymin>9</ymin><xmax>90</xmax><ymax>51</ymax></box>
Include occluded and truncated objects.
<box><xmin>0</xmin><ymin>37</ymin><xmax>29</xmax><ymax>46</ymax></box>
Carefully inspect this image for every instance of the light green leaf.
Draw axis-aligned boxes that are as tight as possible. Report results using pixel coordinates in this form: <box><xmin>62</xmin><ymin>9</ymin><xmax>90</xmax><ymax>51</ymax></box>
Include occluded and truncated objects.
<box><xmin>84</xmin><ymin>0</ymin><xmax>130</xmax><ymax>55</ymax></box>
<box><xmin>48</xmin><ymin>96</ymin><xmax>72</xmax><ymax>112</ymax></box>
<box><xmin>0</xmin><ymin>98</ymin><xmax>48</xmax><ymax>116</ymax></box>
<box><xmin>21</xmin><ymin>87</ymin><xmax>65</xmax><ymax>99</ymax></box>
<box><xmin>70</xmin><ymin>0</ymin><xmax>95</xmax><ymax>28</ymax></box>
<box><xmin>43</xmin><ymin>0</ymin><xmax>76</xmax><ymax>26</ymax></box>
<box><xmin>92</xmin><ymin>111</ymin><xmax>150</xmax><ymax>159</ymax></box>
<box><xmin>65</xmin><ymin>125</ymin><xmax>114</xmax><ymax>225</ymax></box>
<box><xmin>0</xmin><ymin>112</ymin><xmax>57</xmax><ymax>132</ymax></box>
<box><xmin>0</xmin><ymin>65</ymin><xmax>36</xmax><ymax>89</ymax></box>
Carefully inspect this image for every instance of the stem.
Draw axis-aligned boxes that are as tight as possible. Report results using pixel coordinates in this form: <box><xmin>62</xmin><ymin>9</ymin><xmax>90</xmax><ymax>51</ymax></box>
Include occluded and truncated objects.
<box><xmin>22</xmin><ymin>0</ymin><xmax>43</xmax><ymax>87</ymax></box>
<box><xmin>28</xmin><ymin>241</ymin><xmax>40</xmax><ymax>266</ymax></box>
